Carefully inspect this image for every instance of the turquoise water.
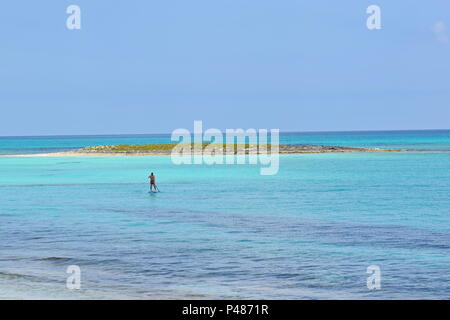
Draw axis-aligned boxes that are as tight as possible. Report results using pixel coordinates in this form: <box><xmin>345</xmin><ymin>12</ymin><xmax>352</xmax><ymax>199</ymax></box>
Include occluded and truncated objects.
<box><xmin>1</xmin><ymin>131</ymin><xmax>450</xmax><ymax>299</ymax></box>
<box><xmin>1</xmin><ymin>130</ymin><xmax>450</xmax><ymax>155</ymax></box>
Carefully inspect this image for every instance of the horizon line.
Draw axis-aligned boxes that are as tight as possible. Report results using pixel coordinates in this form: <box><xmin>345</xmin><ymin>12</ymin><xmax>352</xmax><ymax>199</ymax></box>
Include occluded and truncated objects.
<box><xmin>0</xmin><ymin>128</ymin><xmax>449</xmax><ymax>139</ymax></box>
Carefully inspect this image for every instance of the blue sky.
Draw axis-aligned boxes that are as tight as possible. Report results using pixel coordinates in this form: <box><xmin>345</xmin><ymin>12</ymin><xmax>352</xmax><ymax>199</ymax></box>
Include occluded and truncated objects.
<box><xmin>0</xmin><ymin>1</ymin><xmax>449</xmax><ymax>135</ymax></box>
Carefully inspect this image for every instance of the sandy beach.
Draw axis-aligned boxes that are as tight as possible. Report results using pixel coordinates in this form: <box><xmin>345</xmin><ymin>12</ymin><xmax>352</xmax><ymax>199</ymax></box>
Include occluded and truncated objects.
<box><xmin>4</xmin><ymin>144</ymin><xmax>406</xmax><ymax>157</ymax></box>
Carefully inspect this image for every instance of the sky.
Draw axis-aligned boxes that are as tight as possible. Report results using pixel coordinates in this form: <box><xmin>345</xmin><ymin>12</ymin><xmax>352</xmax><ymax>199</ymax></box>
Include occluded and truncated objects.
<box><xmin>0</xmin><ymin>0</ymin><xmax>449</xmax><ymax>136</ymax></box>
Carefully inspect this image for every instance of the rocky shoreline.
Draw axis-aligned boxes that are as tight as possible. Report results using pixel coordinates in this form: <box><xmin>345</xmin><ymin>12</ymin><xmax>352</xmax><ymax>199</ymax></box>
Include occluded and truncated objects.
<box><xmin>61</xmin><ymin>144</ymin><xmax>405</xmax><ymax>155</ymax></box>
<box><xmin>6</xmin><ymin>144</ymin><xmax>406</xmax><ymax>157</ymax></box>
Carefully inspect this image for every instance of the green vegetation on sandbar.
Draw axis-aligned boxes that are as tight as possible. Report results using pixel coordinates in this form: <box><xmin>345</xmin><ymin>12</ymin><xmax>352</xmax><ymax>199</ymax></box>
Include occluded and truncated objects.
<box><xmin>80</xmin><ymin>143</ymin><xmax>259</xmax><ymax>152</ymax></box>
<box><xmin>74</xmin><ymin>143</ymin><xmax>401</xmax><ymax>154</ymax></box>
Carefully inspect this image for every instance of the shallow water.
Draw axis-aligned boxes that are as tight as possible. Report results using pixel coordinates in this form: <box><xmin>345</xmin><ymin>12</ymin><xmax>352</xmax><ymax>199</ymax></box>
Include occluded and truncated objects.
<box><xmin>1</xmin><ymin>132</ymin><xmax>450</xmax><ymax>299</ymax></box>
<box><xmin>1</xmin><ymin>130</ymin><xmax>450</xmax><ymax>155</ymax></box>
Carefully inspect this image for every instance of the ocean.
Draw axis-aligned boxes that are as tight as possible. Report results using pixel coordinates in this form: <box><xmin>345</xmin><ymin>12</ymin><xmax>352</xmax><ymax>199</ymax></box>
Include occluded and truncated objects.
<box><xmin>1</xmin><ymin>130</ymin><xmax>450</xmax><ymax>299</ymax></box>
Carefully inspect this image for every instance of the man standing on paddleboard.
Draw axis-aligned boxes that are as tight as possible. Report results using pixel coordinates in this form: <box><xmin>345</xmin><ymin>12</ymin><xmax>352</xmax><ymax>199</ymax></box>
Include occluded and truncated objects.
<box><xmin>149</xmin><ymin>172</ymin><xmax>158</xmax><ymax>192</ymax></box>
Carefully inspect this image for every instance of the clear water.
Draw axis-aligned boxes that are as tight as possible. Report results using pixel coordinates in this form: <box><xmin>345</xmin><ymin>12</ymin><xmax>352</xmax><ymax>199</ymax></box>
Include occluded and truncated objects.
<box><xmin>1</xmin><ymin>130</ymin><xmax>450</xmax><ymax>155</ymax></box>
<box><xmin>1</xmin><ymin>131</ymin><xmax>450</xmax><ymax>299</ymax></box>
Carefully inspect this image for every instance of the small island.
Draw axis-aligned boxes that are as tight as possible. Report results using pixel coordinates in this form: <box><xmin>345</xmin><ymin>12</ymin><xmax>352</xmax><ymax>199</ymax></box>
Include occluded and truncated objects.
<box><xmin>29</xmin><ymin>143</ymin><xmax>405</xmax><ymax>157</ymax></box>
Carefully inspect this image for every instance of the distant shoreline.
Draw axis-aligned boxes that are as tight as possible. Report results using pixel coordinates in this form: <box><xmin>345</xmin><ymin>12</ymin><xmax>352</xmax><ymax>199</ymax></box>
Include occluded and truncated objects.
<box><xmin>4</xmin><ymin>143</ymin><xmax>407</xmax><ymax>157</ymax></box>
